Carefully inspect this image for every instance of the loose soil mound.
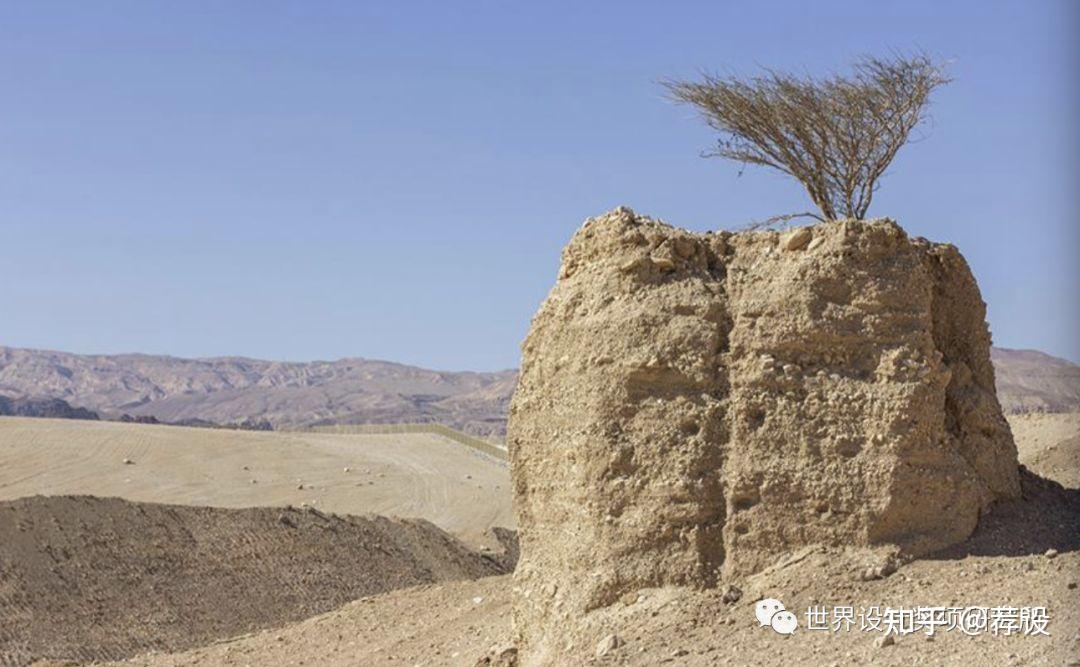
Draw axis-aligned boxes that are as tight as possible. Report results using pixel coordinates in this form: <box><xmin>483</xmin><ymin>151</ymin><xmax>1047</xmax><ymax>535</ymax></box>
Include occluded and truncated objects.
<box><xmin>106</xmin><ymin>473</ymin><xmax>1078</xmax><ymax>667</ymax></box>
<box><xmin>0</xmin><ymin>495</ymin><xmax>507</xmax><ymax>667</ymax></box>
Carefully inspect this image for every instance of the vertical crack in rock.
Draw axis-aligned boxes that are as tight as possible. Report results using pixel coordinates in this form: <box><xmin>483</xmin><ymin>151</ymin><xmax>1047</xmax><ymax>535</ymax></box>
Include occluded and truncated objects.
<box><xmin>508</xmin><ymin>208</ymin><xmax>1019</xmax><ymax>664</ymax></box>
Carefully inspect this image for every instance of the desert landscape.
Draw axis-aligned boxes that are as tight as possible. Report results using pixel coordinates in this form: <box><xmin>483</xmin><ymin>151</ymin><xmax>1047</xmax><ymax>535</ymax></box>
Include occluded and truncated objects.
<box><xmin>0</xmin><ymin>347</ymin><xmax>516</xmax><ymax>438</ymax></box>
<box><xmin>2</xmin><ymin>214</ymin><xmax>1079</xmax><ymax>666</ymax></box>
<box><xmin>3</xmin><ymin>4</ymin><xmax>1078</xmax><ymax>666</ymax></box>
<box><xmin>0</xmin><ymin>401</ymin><xmax>1076</xmax><ymax>666</ymax></box>
<box><xmin>0</xmin><ymin>418</ymin><xmax>511</xmax><ymax>545</ymax></box>
<box><xmin>1</xmin><ymin>343</ymin><xmax>1075</xmax><ymax>436</ymax></box>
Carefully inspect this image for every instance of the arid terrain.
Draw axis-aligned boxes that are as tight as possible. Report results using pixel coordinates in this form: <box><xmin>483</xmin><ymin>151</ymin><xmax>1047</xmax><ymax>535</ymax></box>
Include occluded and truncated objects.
<box><xmin>0</xmin><ymin>412</ymin><xmax>1075</xmax><ymax>666</ymax></box>
<box><xmin>0</xmin><ymin>496</ymin><xmax>507</xmax><ymax>667</ymax></box>
<box><xmin>0</xmin><ymin>347</ymin><xmax>515</xmax><ymax>437</ymax></box>
<box><xmin>1</xmin><ymin>241</ymin><xmax>1077</xmax><ymax>667</ymax></box>
<box><xmin>992</xmin><ymin>348</ymin><xmax>1080</xmax><ymax>415</ymax></box>
<box><xmin>79</xmin><ymin>412</ymin><xmax>1080</xmax><ymax>667</ymax></box>
<box><xmin>1</xmin><ymin>344</ymin><xmax>1076</xmax><ymax>438</ymax></box>
<box><xmin>0</xmin><ymin>417</ymin><xmax>511</xmax><ymax>547</ymax></box>
<box><xmin>3</xmin><ymin>1</ymin><xmax>1076</xmax><ymax>663</ymax></box>
<box><xmin>0</xmin><ymin>418</ymin><xmax>514</xmax><ymax>667</ymax></box>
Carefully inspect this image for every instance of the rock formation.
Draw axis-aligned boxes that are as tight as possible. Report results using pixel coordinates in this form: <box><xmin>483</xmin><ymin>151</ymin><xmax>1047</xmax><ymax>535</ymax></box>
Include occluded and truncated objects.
<box><xmin>508</xmin><ymin>207</ymin><xmax>1020</xmax><ymax>663</ymax></box>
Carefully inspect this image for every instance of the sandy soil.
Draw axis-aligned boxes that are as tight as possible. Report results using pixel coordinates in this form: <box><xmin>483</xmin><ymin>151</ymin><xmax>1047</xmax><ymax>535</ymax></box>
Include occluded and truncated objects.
<box><xmin>1008</xmin><ymin>412</ymin><xmax>1080</xmax><ymax>488</ymax></box>
<box><xmin>98</xmin><ymin>413</ymin><xmax>1079</xmax><ymax>667</ymax></box>
<box><xmin>0</xmin><ymin>413</ymin><xmax>1074</xmax><ymax>666</ymax></box>
<box><xmin>98</xmin><ymin>576</ymin><xmax>515</xmax><ymax>667</ymax></box>
<box><xmin>0</xmin><ymin>417</ymin><xmax>512</xmax><ymax>546</ymax></box>
<box><xmin>0</xmin><ymin>496</ymin><xmax>506</xmax><ymax>667</ymax></box>
<box><xmin>103</xmin><ymin>547</ymin><xmax>1078</xmax><ymax>667</ymax></box>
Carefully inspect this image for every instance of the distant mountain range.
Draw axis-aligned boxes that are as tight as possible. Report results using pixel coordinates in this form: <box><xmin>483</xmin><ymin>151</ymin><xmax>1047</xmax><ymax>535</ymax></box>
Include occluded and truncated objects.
<box><xmin>0</xmin><ymin>345</ymin><xmax>1076</xmax><ymax>434</ymax></box>
<box><xmin>0</xmin><ymin>346</ymin><xmax>515</xmax><ymax>437</ymax></box>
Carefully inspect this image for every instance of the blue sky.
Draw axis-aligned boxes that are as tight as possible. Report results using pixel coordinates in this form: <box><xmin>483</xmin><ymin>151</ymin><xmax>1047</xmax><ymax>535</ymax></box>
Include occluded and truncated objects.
<box><xmin>1</xmin><ymin>1</ymin><xmax>1076</xmax><ymax>370</ymax></box>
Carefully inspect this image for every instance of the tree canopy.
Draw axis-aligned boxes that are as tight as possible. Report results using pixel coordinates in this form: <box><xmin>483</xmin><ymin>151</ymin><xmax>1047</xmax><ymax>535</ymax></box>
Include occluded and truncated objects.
<box><xmin>664</xmin><ymin>54</ymin><xmax>950</xmax><ymax>223</ymax></box>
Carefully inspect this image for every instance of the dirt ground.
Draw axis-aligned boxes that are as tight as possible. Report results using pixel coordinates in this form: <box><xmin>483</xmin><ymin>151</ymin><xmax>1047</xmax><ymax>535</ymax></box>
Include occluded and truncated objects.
<box><xmin>0</xmin><ymin>413</ymin><xmax>1075</xmax><ymax>666</ymax></box>
<box><xmin>92</xmin><ymin>413</ymin><xmax>1079</xmax><ymax>667</ymax></box>
<box><xmin>103</xmin><ymin>546</ymin><xmax>1078</xmax><ymax>667</ymax></box>
<box><xmin>0</xmin><ymin>417</ymin><xmax>512</xmax><ymax>546</ymax></box>
<box><xmin>1007</xmin><ymin>412</ymin><xmax>1080</xmax><ymax>488</ymax></box>
<box><xmin>0</xmin><ymin>495</ymin><xmax>509</xmax><ymax>667</ymax></box>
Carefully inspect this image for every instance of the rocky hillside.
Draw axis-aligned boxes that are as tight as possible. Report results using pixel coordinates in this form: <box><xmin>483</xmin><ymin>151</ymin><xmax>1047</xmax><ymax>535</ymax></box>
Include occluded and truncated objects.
<box><xmin>0</xmin><ymin>395</ymin><xmax>99</xmax><ymax>420</ymax></box>
<box><xmin>990</xmin><ymin>347</ymin><xmax>1080</xmax><ymax>413</ymax></box>
<box><xmin>0</xmin><ymin>346</ymin><xmax>514</xmax><ymax>436</ymax></box>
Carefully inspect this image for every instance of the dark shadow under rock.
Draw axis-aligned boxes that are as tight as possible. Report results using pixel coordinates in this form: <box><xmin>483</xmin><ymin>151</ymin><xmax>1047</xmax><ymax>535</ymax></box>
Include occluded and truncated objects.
<box><xmin>929</xmin><ymin>467</ymin><xmax>1080</xmax><ymax>559</ymax></box>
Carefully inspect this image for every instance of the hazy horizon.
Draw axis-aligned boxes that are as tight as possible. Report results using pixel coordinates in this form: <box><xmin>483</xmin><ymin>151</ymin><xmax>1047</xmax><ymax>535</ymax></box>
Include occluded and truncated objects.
<box><xmin>1</xmin><ymin>340</ymin><xmax>1075</xmax><ymax>375</ymax></box>
<box><xmin>3</xmin><ymin>1</ymin><xmax>1077</xmax><ymax>370</ymax></box>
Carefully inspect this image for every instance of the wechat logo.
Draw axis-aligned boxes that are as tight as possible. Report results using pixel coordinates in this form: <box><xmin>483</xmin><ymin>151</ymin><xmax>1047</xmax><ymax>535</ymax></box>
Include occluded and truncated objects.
<box><xmin>755</xmin><ymin>598</ymin><xmax>798</xmax><ymax>635</ymax></box>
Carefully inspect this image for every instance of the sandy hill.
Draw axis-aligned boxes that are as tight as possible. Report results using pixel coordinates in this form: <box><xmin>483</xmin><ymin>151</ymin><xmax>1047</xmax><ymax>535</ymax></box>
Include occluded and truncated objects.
<box><xmin>0</xmin><ymin>346</ymin><xmax>515</xmax><ymax>436</ymax></box>
<box><xmin>0</xmin><ymin>417</ymin><xmax>513</xmax><ymax>546</ymax></box>
<box><xmin>0</xmin><ymin>495</ymin><xmax>508</xmax><ymax>667</ymax></box>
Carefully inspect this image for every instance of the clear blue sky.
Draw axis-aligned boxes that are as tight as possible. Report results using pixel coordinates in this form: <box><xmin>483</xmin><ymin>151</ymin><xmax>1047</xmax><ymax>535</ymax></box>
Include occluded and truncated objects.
<box><xmin>2</xmin><ymin>1</ymin><xmax>1076</xmax><ymax>370</ymax></box>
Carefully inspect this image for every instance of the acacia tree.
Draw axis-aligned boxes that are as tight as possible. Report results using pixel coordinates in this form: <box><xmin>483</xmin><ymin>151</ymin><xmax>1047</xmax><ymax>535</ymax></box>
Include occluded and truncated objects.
<box><xmin>663</xmin><ymin>54</ymin><xmax>950</xmax><ymax>223</ymax></box>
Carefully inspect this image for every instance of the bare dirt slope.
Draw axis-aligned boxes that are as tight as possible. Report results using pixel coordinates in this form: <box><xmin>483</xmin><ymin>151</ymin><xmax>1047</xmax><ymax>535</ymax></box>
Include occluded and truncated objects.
<box><xmin>106</xmin><ymin>482</ymin><xmax>1078</xmax><ymax>667</ymax></box>
<box><xmin>107</xmin><ymin>414</ymin><xmax>1080</xmax><ymax>667</ymax></box>
<box><xmin>0</xmin><ymin>346</ymin><xmax>513</xmax><ymax>436</ymax></box>
<box><xmin>992</xmin><ymin>348</ymin><xmax>1080</xmax><ymax>414</ymax></box>
<box><xmin>0</xmin><ymin>417</ymin><xmax>512</xmax><ymax>545</ymax></box>
<box><xmin>0</xmin><ymin>495</ymin><xmax>507</xmax><ymax>667</ymax></box>
<box><xmin>103</xmin><ymin>576</ymin><xmax>514</xmax><ymax>667</ymax></box>
<box><xmin>1008</xmin><ymin>412</ymin><xmax>1080</xmax><ymax>488</ymax></box>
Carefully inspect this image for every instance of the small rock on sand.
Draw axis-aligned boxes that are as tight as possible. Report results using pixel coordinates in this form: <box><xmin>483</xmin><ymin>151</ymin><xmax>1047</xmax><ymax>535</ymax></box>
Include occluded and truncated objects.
<box><xmin>596</xmin><ymin>634</ymin><xmax>624</xmax><ymax>657</ymax></box>
<box><xmin>721</xmin><ymin>584</ymin><xmax>743</xmax><ymax>604</ymax></box>
<box><xmin>782</xmin><ymin>227</ymin><xmax>812</xmax><ymax>251</ymax></box>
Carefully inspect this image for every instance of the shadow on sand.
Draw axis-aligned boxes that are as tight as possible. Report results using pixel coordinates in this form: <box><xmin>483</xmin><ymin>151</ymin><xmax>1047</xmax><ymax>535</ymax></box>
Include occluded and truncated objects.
<box><xmin>929</xmin><ymin>467</ymin><xmax>1080</xmax><ymax>560</ymax></box>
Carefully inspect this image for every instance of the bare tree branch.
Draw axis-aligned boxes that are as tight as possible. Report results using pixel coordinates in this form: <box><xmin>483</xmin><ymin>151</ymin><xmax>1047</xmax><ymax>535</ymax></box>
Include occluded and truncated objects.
<box><xmin>740</xmin><ymin>211</ymin><xmax>826</xmax><ymax>231</ymax></box>
<box><xmin>662</xmin><ymin>54</ymin><xmax>950</xmax><ymax>222</ymax></box>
